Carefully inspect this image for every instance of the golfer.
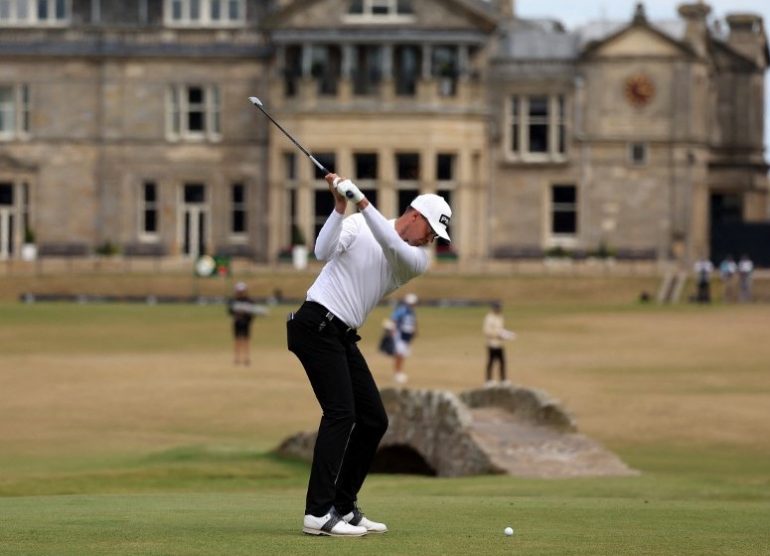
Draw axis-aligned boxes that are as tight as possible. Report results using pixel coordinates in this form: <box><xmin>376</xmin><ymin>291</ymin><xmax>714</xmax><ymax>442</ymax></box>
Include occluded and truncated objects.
<box><xmin>287</xmin><ymin>173</ymin><xmax>451</xmax><ymax>537</ymax></box>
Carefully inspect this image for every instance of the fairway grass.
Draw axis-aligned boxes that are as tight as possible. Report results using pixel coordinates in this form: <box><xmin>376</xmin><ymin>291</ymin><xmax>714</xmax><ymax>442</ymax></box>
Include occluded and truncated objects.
<box><xmin>1</xmin><ymin>283</ymin><xmax>770</xmax><ymax>555</ymax></box>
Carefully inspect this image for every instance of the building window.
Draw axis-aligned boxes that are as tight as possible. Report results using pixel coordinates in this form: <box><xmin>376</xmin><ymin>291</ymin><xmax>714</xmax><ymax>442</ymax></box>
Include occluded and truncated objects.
<box><xmin>507</xmin><ymin>94</ymin><xmax>567</xmax><ymax>161</ymax></box>
<box><xmin>139</xmin><ymin>182</ymin><xmax>159</xmax><ymax>239</ymax></box>
<box><xmin>437</xmin><ymin>153</ymin><xmax>455</xmax><ymax>181</ymax></box>
<box><xmin>311</xmin><ymin>45</ymin><xmax>342</xmax><ymax>96</ymax></box>
<box><xmin>432</xmin><ymin>46</ymin><xmax>459</xmax><ymax>97</ymax></box>
<box><xmin>354</xmin><ymin>153</ymin><xmax>378</xmax><ymax>180</ymax></box>
<box><xmin>0</xmin><ymin>0</ymin><xmax>69</xmax><ymax>25</ymax></box>
<box><xmin>396</xmin><ymin>152</ymin><xmax>420</xmax><ymax>181</ymax></box>
<box><xmin>312</xmin><ymin>153</ymin><xmax>335</xmax><ymax>180</ymax></box>
<box><xmin>165</xmin><ymin>0</ymin><xmax>244</xmax><ymax>26</ymax></box>
<box><xmin>345</xmin><ymin>0</ymin><xmax>414</xmax><ymax>21</ymax></box>
<box><xmin>283</xmin><ymin>45</ymin><xmax>302</xmax><ymax>98</ymax></box>
<box><xmin>284</xmin><ymin>152</ymin><xmax>297</xmax><ymax>181</ymax></box>
<box><xmin>629</xmin><ymin>142</ymin><xmax>647</xmax><ymax>165</ymax></box>
<box><xmin>0</xmin><ymin>84</ymin><xmax>30</xmax><ymax>139</ymax></box>
<box><xmin>167</xmin><ymin>84</ymin><xmax>221</xmax><ymax>141</ymax></box>
<box><xmin>551</xmin><ymin>185</ymin><xmax>577</xmax><ymax>236</ymax></box>
<box><xmin>314</xmin><ymin>188</ymin><xmax>336</xmax><ymax>239</ymax></box>
<box><xmin>394</xmin><ymin>45</ymin><xmax>420</xmax><ymax>96</ymax></box>
<box><xmin>352</xmin><ymin>45</ymin><xmax>383</xmax><ymax>96</ymax></box>
<box><xmin>230</xmin><ymin>183</ymin><xmax>247</xmax><ymax>235</ymax></box>
<box><xmin>398</xmin><ymin>188</ymin><xmax>419</xmax><ymax>216</ymax></box>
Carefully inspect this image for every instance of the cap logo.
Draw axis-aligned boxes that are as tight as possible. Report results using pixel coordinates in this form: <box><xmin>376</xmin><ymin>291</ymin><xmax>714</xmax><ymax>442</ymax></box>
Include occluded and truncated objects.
<box><xmin>439</xmin><ymin>214</ymin><xmax>450</xmax><ymax>226</ymax></box>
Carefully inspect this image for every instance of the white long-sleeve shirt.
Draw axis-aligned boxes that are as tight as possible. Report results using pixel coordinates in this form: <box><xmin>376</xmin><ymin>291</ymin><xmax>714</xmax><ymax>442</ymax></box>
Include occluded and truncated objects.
<box><xmin>307</xmin><ymin>205</ymin><xmax>429</xmax><ymax>329</ymax></box>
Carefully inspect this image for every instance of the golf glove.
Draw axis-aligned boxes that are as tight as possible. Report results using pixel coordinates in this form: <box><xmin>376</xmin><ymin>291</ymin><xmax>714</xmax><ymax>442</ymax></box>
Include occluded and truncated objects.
<box><xmin>334</xmin><ymin>179</ymin><xmax>365</xmax><ymax>204</ymax></box>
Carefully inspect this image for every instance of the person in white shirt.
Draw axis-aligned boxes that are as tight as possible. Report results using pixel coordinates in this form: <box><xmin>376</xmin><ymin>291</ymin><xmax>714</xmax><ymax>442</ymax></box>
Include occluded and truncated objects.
<box><xmin>482</xmin><ymin>301</ymin><xmax>516</xmax><ymax>385</ymax></box>
<box><xmin>286</xmin><ymin>172</ymin><xmax>451</xmax><ymax>537</ymax></box>
<box><xmin>738</xmin><ymin>254</ymin><xmax>754</xmax><ymax>302</ymax></box>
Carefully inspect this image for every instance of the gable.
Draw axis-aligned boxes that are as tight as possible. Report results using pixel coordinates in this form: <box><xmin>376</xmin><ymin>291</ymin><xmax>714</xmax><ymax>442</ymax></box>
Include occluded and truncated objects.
<box><xmin>266</xmin><ymin>0</ymin><xmax>496</xmax><ymax>32</ymax></box>
<box><xmin>589</xmin><ymin>27</ymin><xmax>689</xmax><ymax>59</ymax></box>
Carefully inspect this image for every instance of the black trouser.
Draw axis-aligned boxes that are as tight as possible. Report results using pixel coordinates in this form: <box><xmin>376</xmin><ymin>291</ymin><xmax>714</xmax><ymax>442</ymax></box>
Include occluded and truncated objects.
<box><xmin>287</xmin><ymin>301</ymin><xmax>389</xmax><ymax>517</ymax></box>
<box><xmin>486</xmin><ymin>347</ymin><xmax>506</xmax><ymax>381</ymax></box>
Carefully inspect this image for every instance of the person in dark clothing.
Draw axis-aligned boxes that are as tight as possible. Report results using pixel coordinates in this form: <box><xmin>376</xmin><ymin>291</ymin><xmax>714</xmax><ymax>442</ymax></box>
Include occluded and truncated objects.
<box><xmin>228</xmin><ymin>282</ymin><xmax>254</xmax><ymax>365</ymax></box>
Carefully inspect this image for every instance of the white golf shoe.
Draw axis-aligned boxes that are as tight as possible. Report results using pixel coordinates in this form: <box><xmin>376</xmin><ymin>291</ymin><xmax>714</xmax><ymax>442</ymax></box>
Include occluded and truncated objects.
<box><xmin>341</xmin><ymin>506</ymin><xmax>388</xmax><ymax>533</ymax></box>
<box><xmin>302</xmin><ymin>509</ymin><xmax>367</xmax><ymax>537</ymax></box>
<box><xmin>394</xmin><ymin>372</ymin><xmax>408</xmax><ymax>385</ymax></box>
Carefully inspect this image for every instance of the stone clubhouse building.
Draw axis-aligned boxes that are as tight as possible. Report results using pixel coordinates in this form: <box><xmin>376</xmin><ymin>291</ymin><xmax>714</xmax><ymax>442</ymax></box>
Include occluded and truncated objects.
<box><xmin>0</xmin><ymin>0</ymin><xmax>767</xmax><ymax>267</ymax></box>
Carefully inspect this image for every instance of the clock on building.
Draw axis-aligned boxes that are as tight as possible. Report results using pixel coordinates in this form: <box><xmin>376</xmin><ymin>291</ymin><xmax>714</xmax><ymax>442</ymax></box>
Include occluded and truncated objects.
<box><xmin>624</xmin><ymin>74</ymin><xmax>655</xmax><ymax>107</ymax></box>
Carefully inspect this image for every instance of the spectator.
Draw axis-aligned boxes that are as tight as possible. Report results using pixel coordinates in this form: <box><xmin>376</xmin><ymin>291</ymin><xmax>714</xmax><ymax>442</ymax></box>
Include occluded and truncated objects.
<box><xmin>482</xmin><ymin>301</ymin><xmax>516</xmax><ymax>386</ymax></box>
<box><xmin>390</xmin><ymin>293</ymin><xmax>419</xmax><ymax>385</ymax></box>
<box><xmin>738</xmin><ymin>254</ymin><xmax>754</xmax><ymax>302</ymax></box>
<box><xmin>693</xmin><ymin>257</ymin><xmax>713</xmax><ymax>303</ymax></box>
<box><xmin>719</xmin><ymin>255</ymin><xmax>738</xmax><ymax>303</ymax></box>
<box><xmin>228</xmin><ymin>282</ymin><xmax>255</xmax><ymax>365</ymax></box>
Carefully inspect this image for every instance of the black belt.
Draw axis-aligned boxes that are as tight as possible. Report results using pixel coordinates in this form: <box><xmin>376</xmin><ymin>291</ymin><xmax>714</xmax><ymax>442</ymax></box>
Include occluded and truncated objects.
<box><xmin>304</xmin><ymin>301</ymin><xmax>358</xmax><ymax>338</ymax></box>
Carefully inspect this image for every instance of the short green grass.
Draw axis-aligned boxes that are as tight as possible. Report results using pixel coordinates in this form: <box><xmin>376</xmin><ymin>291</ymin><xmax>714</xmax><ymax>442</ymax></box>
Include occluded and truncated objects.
<box><xmin>1</xmin><ymin>274</ymin><xmax>770</xmax><ymax>555</ymax></box>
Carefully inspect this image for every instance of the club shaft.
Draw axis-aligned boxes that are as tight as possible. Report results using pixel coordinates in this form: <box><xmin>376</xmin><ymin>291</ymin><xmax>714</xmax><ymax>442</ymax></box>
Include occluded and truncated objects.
<box><xmin>252</xmin><ymin>103</ymin><xmax>330</xmax><ymax>174</ymax></box>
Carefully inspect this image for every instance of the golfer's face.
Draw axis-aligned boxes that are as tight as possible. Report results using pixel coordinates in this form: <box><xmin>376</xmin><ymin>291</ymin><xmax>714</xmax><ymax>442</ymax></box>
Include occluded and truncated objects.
<box><xmin>406</xmin><ymin>213</ymin><xmax>437</xmax><ymax>246</ymax></box>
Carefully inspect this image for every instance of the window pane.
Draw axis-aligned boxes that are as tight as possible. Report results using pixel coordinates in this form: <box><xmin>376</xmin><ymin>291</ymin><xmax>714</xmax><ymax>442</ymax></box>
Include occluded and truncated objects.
<box><xmin>397</xmin><ymin>0</ymin><xmax>413</xmax><ymax>14</ymax></box>
<box><xmin>144</xmin><ymin>182</ymin><xmax>157</xmax><ymax>202</ymax></box>
<box><xmin>232</xmin><ymin>211</ymin><xmax>246</xmax><ymax>233</ymax></box>
<box><xmin>144</xmin><ymin>210</ymin><xmax>157</xmax><ymax>233</ymax></box>
<box><xmin>0</xmin><ymin>2</ymin><xmax>10</xmax><ymax>19</ymax></box>
<box><xmin>190</xmin><ymin>0</ymin><xmax>200</xmax><ymax>19</ymax></box>
<box><xmin>232</xmin><ymin>183</ymin><xmax>244</xmax><ymax>203</ymax></box>
<box><xmin>348</xmin><ymin>0</ymin><xmax>363</xmax><ymax>14</ymax></box>
<box><xmin>188</xmin><ymin>111</ymin><xmax>204</xmax><ymax>131</ymax></box>
<box><xmin>354</xmin><ymin>153</ymin><xmax>378</xmax><ymax>179</ymax></box>
<box><xmin>529</xmin><ymin>125</ymin><xmax>548</xmax><ymax>153</ymax></box>
<box><xmin>17</xmin><ymin>0</ymin><xmax>28</xmax><ymax>19</ymax></box>
<box><xmin>313</xmin><ymin>153</ymin><xmax>335</xmax><ymax>180</ymax></box>
<box><xmin>284</xmin><ymin>152</ymin><xmax>296</xmax><ymax>180</ymax></box>
<box><xmin>172</xmin><ymin>0</ymin><xmax>182</xmax><ymax>19</ymax></box>
<box><xmin>37</xmin><ymin>0</ymin><xmax>47</xmax><ymax>20</ymax></box>
<box><xmin>437</xmin><ymin>154</ymin><xmax>454</xmax><ymax>181</ymax></box>
<box><xmin>529</xmin><ymin>96</ymin><xmax>548</xmax><ymax>117</ymax></box>
<box><xmin>398</xmin><ymin>188</ymin><xmax>419</xmax><ymax>215</ymax></box>
<box><xmin>184</xmin><ymin>184</ymin><xmax>205</xmax><ymax>203</ymax></box>
<box><xmin>552</xmin><ymin>186</ymin><xmax>575</xmax><ymax>203</ymax></box>
<box><xmin>55</xmin><ymin>0</ymin><xmax>65</xmax><ymax>19</ymax></box>
<box><xmin>228</xmin><ymin>0</ymin><xmax>239</xmax><ymax>19</ymax></box>
<box><xmin>396</xmin><ymin>153</ymin><xmax>419</xmax><ymax>180</ymax></box>
<box><xmin>0</xmin><ymin>184</ymin><xmax>14</xmax><ymax>205</ymax></box>
<box><xmin>314</xmin><ymin>189</ymin><xmax>336</xmax><ymax>238</ymax></box>
<box><xmin>552</xmin><ymin>185</ymin><xmax>577</xmax><ymax>234</ymax></box>
<box><xmin>210</xmin><ymin>0</ymin><xmax>220</xmax><ymax>19</ymax></box>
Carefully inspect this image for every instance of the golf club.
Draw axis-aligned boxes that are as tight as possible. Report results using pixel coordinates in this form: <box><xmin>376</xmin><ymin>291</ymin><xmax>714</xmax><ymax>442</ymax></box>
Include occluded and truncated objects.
<box><xmin>248</xmin><ymin>97</ymin><xmax>330</xmax><ymax>175</ymax></box>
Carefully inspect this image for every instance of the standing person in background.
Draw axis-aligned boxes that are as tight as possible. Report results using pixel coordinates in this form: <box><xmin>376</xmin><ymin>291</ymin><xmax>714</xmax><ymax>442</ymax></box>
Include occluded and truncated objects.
<box><xmin>719</xmin><ymin>255</ymin><xmax>737</xmax><ymax>303</ymax></box>
<box><xmin>738</xmin><ymin>254</ymin><xmax>754</xmax><ymax>302</ymax></box>
<box><xmin>286</xmin><ymin>172</ymin><xmax>451</xmax><ymax>537</ymax></box>
<box><xmin>693</xmin><ymin>257</ymin><xmax>714</xmax><ymax>303</ymax></box>
<box><xmin>228</xmin><ymin>282</ymin><xmax>254</xmax><ymax>365</ymax></box>
<box><xmin>390</xmin><ymin>293</ymin><xmax>419</xmax><ymax>385</ymax></box>
<box><xmin>483</xmin><ymin>301</ymin><xmax>516</xmax><ymax>386</ymax></box>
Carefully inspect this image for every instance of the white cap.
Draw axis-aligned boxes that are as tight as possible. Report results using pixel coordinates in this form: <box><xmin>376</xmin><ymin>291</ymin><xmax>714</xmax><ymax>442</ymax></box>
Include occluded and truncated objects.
<box><xmin>235</xmin><ymin>281</ymin><xmax>247</xmax><ymax>292</ymax></box>
<box><xmin>410</xmin><ymin>194</ymin><xmax>452</xmax><ymax>242</ymax></box>
<box><xmin>405</xmin><ymin>293</ymin><xmax>418</xmax><ymax>305</ymax></box>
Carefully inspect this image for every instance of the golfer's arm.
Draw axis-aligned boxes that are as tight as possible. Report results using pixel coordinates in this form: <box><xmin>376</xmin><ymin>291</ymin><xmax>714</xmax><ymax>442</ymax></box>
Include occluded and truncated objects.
<box><xmin>314</xmin><ymin>210</ymin><xmax>344</xmax><ymax>261</ymax></box>
<box><xmin>360</xmin><ymin>205</ymin><xmax>428</xmax><ymax>274</ymax></box>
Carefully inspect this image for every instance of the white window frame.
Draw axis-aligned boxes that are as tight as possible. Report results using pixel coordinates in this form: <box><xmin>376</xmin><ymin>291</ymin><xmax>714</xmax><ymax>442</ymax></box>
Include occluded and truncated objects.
<box><xmin>505</xmin><ymin>93</ymin><xmax>568</xmax><ymax>163</ymax></box>
<box><xmin>166</xmin><ymin>84</ymin><xmax>221</xmax><ymax>142</ymax></box>
<box><xmin>0</xmin><ymin>84</ymin><xmax>30</xmax><ymax>140</ymax></box>
<box><xmin>0</xmin><ymin>0</ymin><xmax>70</xmax><ymax>26</ymax></box>
<box><xmin>164</xmin><ymin>0</ymin><xmax>245</xmax><ymax>27</ymax></box>
<box><xmin>229</xmin><ymin>182</ymin><xmax>247</xmax><ymax>240</ymax></box>
<box><xmin>138</xmin><ymin>181</ymin><xmax>159</xmax><ymax>242</ymax></box>
<box><xmin>343</xmin><ymin>0</ymin><xmax>415</xmax><ymax>23</ymax></box>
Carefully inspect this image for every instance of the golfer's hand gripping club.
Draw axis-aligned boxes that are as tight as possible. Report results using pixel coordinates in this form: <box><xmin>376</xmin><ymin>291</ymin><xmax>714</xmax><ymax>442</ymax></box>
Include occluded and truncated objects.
<box><xmin>333</xmin><ymin>177</ymin><xmax>365</xmax><ymax>204</ymax></box>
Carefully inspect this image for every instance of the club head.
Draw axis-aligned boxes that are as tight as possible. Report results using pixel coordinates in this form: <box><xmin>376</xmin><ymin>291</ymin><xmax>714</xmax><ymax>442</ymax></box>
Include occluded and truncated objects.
<box><xmin>248</xmin><ymin>96</ymin><xmax>263</xmax><ymax>106</ymax></box>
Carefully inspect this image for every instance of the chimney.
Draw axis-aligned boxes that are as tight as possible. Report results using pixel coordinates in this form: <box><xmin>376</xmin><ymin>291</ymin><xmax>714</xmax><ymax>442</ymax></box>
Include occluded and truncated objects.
<box><xmin>677</xmin><ymin>2</ymin><xmax>712</xmax><ymax>58</ymax></box>
<box><xmin>497</xmin><ymin>0</ymin><xmax>514</xmax><ymax>19</ymax></box>
<box><xmin>726</xmin><ymin>13</ymin><xmax>768</xmax><ymax>68</ymax></box>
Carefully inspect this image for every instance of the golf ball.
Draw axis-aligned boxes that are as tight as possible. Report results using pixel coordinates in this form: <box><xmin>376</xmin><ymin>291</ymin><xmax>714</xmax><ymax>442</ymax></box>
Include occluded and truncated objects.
<box><xmin>504</xmin><ymin>526</ymin><xmax>514</xmax><ymax>536</ymax></box>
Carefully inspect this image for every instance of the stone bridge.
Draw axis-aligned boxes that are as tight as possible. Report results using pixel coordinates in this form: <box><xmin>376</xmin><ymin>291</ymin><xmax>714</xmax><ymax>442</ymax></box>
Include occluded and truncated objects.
<box><xmin>276</xmin><ymin>384</ymin><xmax>637</xmax><ymax>478</ymax></box>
